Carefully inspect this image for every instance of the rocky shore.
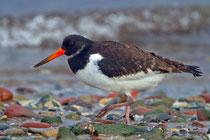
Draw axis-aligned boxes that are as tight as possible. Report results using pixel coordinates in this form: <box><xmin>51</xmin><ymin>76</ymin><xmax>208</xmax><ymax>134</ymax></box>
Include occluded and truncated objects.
<box><xmin>0</xmin><ymin>87</ymin><xmax>210</xmax><ymax>139</ymax></box>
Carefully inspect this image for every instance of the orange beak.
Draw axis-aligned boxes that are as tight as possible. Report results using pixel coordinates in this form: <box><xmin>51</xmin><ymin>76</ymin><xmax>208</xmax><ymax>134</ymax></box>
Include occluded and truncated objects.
<box><xmin>34</xmin><ymin>48</ymin><xmax>66</xmax><ymax>68</ymax></box>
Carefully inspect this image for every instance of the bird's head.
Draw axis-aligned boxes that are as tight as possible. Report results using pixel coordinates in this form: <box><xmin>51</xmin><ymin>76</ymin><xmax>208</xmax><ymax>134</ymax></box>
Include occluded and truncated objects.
<box><xmin>34</xmin><ymin>34</ymin><xmax>92</xmax><ymax>68</ymax></box>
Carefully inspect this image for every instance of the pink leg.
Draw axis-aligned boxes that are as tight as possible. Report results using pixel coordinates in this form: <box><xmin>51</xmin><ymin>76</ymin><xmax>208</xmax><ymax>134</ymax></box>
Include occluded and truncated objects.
<box><xmin>125</xmin><ymin>105</ymin><xmax>130</xmax><ymax>124</ymax></box>
<box><xmin>96</xmin><ymin>94</ymin><xmax>134</xmax><ymax>124</ymax></box>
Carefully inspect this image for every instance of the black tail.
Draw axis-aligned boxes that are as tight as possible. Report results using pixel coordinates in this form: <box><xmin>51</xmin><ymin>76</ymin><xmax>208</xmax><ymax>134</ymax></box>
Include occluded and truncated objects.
<box><xmin>185</xmin><ymin>65</ymin><xmax>202</xmax><ymax>77</ymax></box>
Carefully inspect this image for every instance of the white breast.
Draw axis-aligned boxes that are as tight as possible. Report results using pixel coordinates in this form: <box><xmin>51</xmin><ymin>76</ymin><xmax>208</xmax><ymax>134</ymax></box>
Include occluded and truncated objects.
<box><xmin>75</xmin><ymin>53</ymin><xmax>166</xmax><ymax>94</ymax></box>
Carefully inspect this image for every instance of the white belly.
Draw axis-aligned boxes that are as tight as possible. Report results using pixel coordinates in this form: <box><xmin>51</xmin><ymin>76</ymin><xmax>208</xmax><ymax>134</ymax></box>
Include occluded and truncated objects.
<box><xmin>75</xmin><ymin>53</ymin><xmax>166</xmax><ymax>93</ymax></box>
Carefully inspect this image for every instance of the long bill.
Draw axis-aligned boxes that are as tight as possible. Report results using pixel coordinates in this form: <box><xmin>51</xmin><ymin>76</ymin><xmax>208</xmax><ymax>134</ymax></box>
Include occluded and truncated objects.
<box><xmin>34</xmin><ymin>48</ymin><xmax>66</xmax><ymax>68</ymax></box>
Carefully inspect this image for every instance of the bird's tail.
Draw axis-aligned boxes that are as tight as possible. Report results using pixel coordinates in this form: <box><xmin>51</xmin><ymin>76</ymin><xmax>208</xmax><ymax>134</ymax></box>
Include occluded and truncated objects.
<box><xmin>183</xmin><ymin>65</ymin><xmax>202</xmax><ymax>77</ymax></box>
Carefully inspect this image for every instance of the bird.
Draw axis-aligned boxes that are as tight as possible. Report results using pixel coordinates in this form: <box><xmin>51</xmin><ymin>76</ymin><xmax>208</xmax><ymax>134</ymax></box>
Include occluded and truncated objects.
<box><xmin>34</xmin><ymin>34</ymin><xmax>202</xmax><ymax>124</ymax></box>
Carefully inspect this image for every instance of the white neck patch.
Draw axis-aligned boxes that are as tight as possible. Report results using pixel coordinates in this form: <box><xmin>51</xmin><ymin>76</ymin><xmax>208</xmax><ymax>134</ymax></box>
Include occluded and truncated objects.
<box><xmin>68</xmin><ymin>44</ymin><xmax>87</xmax><ymax>59</ymax></box>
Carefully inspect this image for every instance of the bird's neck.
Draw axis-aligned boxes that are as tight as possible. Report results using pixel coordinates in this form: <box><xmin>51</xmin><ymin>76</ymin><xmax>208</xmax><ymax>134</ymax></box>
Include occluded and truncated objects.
<box><xmin>67</xmin><ymin>45</ymin><xmax>91</xmax><ymax>74</ymax></box>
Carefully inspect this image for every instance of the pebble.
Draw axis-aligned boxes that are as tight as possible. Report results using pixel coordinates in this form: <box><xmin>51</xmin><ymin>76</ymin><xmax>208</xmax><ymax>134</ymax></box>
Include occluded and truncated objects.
<box><xmin>4</xmin><ymin>103</ymin><xmax>38</xmax><ymax>118</ymax></box>
<box><xmin>68</xmin><ymin>99</ymin><xmax>94</xmax><ymax>109</ymax></box>
<box><xmin>57</xmin><ymin>126</ymin><xmax>78</xmax><ymax>140</ymax></box>
<box><xmin>106</xmin><ymin>114</ymin><xmax>121</xmax><ymax>121</ymax></box>
<box><xmin>20</xmin><ymin>122</ymin><xmax>51</xmax><ymax>128</ymax></box>
<box><xmin>192</xmin><ymin>121</ymin><xmax>207</xmax><ymax>128</ymax></box>
<box><xmin>156</xmin><ymin>113</ymin><xmax>170</xmax><ymax>122</ymax></box>
<box><xmin>1</xmin><ymin>115</ymin><xmax>7</xmax><ymax>120</ymax></box>
<box><xmin>15</xmin><ymin>87</ymin><xmax>36</xmax><ymax>94</ymax></box>
<box><xmin>197</xmin><ymin>108</ymin><xmax>210</xmax><ymax>121</ymax></box>
<box><xmin>170</xmin><ymin>129</ymin><xmax>179</xmax><ymax>132</ymax></box>
<box><xmin>199</xmin><ymin>92</ymin><xmax>210</xmax><ymax>103</ymax></box>
<box><xmin>41</xmin><ymin>116</ymin><xmax>63</xmax><ymax>125</ymax></box>
<box><xmin>0</xmin><ymin>87</ymin><xmax>13</xmax><ymax>101</ymax></box>
<box><xmin>99</xmin><ymin>98</ymin><xmax>112</xmax><ymax>106</ymax></box>
<box><xmin>0</xmin><ymin>125</ymin><xmax>10</xmax><ymax>131</ymax></box>
<box><xmin>41</xmin><ymin>128</ymin><xmax>58</xmax><ymax>138</ymax></box>
<box><xmin>187</xmin><ymin>96</ymin><xmax>206</xmax><ymax>103</ymax></box>
<box><xmin>57</xmin><ymin>97</ymin><xmax>76</xmax><ymax>105</ymax></box>
<box><xmin>34</xmin><ymin>135</ymin><xmax>42</xmax><ymax>139</ymax></box>
<box><xmin>38</xmin><ymin>111</ymin><xmax>56</xmax><ymax>116</ymax></box>
<box><xmin>4</xmin><ymin>128</ymin><xmax>25</xmax><ymax>136</ymax></box>
<box><xmin>172</xmin><ymin>101</ymin><xmax>189</xmax><ymax>108</ymax></box>
<box><xmin>63</xmin><ymin>112</ymin><xmax>81</xmax><ymax>120</ymax></box>
<box><xmin>132</xmin><ymin>106</ymin><xmax>150</xmax><ymax>115</ymax></box>
<box><xmin>188</xmin><ymin>102</ymin><xmax>204</xmax><ymax>109</ymax></box>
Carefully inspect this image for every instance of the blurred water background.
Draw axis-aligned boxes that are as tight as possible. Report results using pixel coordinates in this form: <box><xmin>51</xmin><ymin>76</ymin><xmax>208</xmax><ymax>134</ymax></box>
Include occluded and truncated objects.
<box><xmin>0</xmin><ymin>0</ymin><xmax>210</xmax><ymax>99</ymax></box>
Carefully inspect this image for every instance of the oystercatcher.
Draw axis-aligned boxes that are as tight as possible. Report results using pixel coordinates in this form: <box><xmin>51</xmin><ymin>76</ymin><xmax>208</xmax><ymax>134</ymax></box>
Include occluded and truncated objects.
<box><xmin>34</xmin><ymin>35</ymin><xmax>202</xmax><ymax>124</ymax></box>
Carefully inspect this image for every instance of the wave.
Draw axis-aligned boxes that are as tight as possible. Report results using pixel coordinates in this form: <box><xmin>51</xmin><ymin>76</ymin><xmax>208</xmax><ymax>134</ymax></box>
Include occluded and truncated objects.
<box><xmin>0</xmin><ymin>6</ymin><xmax>210</xmax><ymax>48</ymax></box>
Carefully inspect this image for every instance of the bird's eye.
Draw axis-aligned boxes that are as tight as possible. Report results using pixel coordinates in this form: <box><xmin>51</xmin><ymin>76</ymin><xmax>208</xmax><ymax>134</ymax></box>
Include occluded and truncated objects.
<box><xmin>69</xmin><ymin>41</ymin><xmax>74</xmax><ymax>46</ymax></box>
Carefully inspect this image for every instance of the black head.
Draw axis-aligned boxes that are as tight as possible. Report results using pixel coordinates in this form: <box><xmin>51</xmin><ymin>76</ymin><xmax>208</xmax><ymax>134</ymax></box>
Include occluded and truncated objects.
<box><xmin>61</xmin><ymin>35</ymin><xmax>93</xmax><ymax>56</ymax></box>
<box><xmin>33</xmin><ymin>34</ymin><xmax>92</xmax><ymax>68</ymax></box>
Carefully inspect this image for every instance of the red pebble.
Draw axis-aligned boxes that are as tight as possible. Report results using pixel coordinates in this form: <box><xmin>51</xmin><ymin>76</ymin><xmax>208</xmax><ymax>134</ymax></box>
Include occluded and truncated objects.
<box><xmin>192</xmin><ymin>120</ymin><xmax>207</xmax><ymax>128</ymax></box>
<box><xmin>200</xmin><ymin>92</ymin><xmax>210</xmax><ymax>103</ymax></box>
<box><xmin>4</xmin><ymin>103</ymin><xmax>38</xmax><ymax>118</ymax></box>
<box><xmin>0</xmin><ymin>87</ymin><xmax>13</xmax><ymax>101</ymax></box>
<box><xmin>158</xmin><ymin>124</ymin><xmax>168</xmax><ymax>128</ymax></box>
<box><xmin>20</xmin><ymin>122</ymin><xmax>51</xmax><ymax>128</ymax></box>
<box><xmin>189</xmin><ymin>129</ymin><xmax>206</xmax><ymax>134</ymax></box>
<box><xmin>92</xmin><ymin>118</ymin><xmax>116</xmax><ymax>124</ymax></box>
<box><xmin>183</xmin><ymin>111</ymin><xmax>197</xmax><ymax>116</ymax></box>
<box><xmin>197</xmin><ymin>109</ymin><xmax>210</xmax><ymax>121</ymax></box>
<box><xmin>57</xmin><ymin>97</ymin><xmax>76</xmax><ymax>105</ymax></box>
<box><xmin>0</xmin><ymin>132</ymin><xmax>6</xmax><ymax>136</ymax></box>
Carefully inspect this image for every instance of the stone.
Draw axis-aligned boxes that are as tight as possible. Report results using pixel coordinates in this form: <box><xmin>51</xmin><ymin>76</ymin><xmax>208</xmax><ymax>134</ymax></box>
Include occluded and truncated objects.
<box><xmin>4</xmin><ymin>103</ymin><xmax>37</xmax><ymax>118</ymax></box>
<box><xmin>187</xmin><ymin>96</ymin><xmax>206</xmax><ymax>103</ymax></box>
<box><xmin>92</xmin><ymin>118</ymin><xmax>115</xmax><ymax>124</ymax></box>
<box><xmin>99</xmin><ymin>98</ymin><xmax>112</xmax><ymax>106</ymax></box>
<box><xmin>20</xmin><ymin>122</ymin><xmax>51</xmax><ymax>128</ymax></box>
<box><xmin>57</xmin><ymin>97</ymin><xmax>76</xmax><ymax>105</ymax></box>
<box><xmin>192</xmin><ymin>121</ymin><xmax>207</xmax><ymax>128</ymax></box>
<box><xmin>106</xmin><ymin>114</ymin><xmax>121</xmax><ymax>121</ymax></box>
<box><xmin>0</xmin><ymin>132</ymin><xmax>6</xmax><ymax>136</ymax></box>
<box><xmin>38</xmin><ymin>111</ymin><xmax>56</xmax><ymax>117</ymax></box>
<box><xmin>70</xmin><ymin>122</ymin><xmax>94</xmax><ymax>135</ymax></box>
<box><xmin>63</xmin><ymin>113</ymin><xmax>80</xmax><ymax>120</ymax></box>
<box><xmin>1</xmin><ymin>115</ymin><xmax>7</xmax><ymax>120</ymax></box>
<box><xmin>183</xmin><ymin>111</ymin><xmax>197</xmax><ymax>116</ymax></box>
<box><xmin>150</xmin><ymin>95</ymin><xmax>175</xmax><ymax>108</ymax></box>
<box><xmin>200</xmin><ymin>92</ymin><xmax>210</xmax><ymax>103</ymax></box>
<box><xmin>172</xmin><ymin>101</ymin><xmax>188</xmax><ymax>108</ymax></box>
<box><xmin>188</xmin><ymin>102</ymin><xmax>204</xmax><ymax>109</ymax></box>
<box><xmin>0</xmin><ymin>125</ymin><xmax>10</xmax><ymax>131</ymax></box>
<box><xmin>197</xmin><ymin>108</ymin><xmax>210</xmax><ymax>121</ymax></box>
<box><xmin>4</xmin><ymin>128</ymin><xmax>25</xmax><ymax>136</ymax></box>
<box><xmin>41</xmin><ymin>128</ymin><xmax>58</xmax><ymax>138</ymax></box>
<box><xmin>144</xmin><ymin>110</ymin><xmax>164</xmax><ymax>122</ymax></box>
<box><xmin>13</xmin><ymin>94</ymin><xmax>29</xmax><ymax>102</ymax></box>
<box><xmin>132</xmin><ymin>106</ymin><xmax>150</xmax><ymax>115</ymax></box>
<box><xmin>140</xmin><ymin>128</ymin><xmax>164</xmax><ymax>139</ymax></box>
<box><xmin>27</xmin><ymin>94</ymin><xmax>62</xmax><ymax>110</ymax></box>
<box><xmin>41</xmin><ymin>116</ymin><xmax>63</xmax><ymax>125</ymax></box>
<box><xmin>68</xmin><ymin>99</ymin><xmax>94</xmax><ymax>109</ymax></box>
<box><xmin>170</xmin><ymin>129</ymin><xmax>179</xmax><ymax>132</ymax></box>
<box><xmin>57</xmin><ymin>126</ymin><xmax>78</xmax><ymax>140</ymax></box>
<box><xmin>0</xmin><ymin>87</ymin><xmax>13</xmax><ymax>102</ymax></box>
<box><xmin>94</xmin><ymin>124</ymin><xmax>136</xmax><ymax>136</ymax></box>
<box><xmin>79</xmin><ymin>95</ymin><xmax>105</xmax><ymax>103</ymax></box>
<box><xmin>156</xmin><ymin>113</ymin><xmax>170</xmax><ymax>122</ymax></box>
<box><xmin>15</xmin><ymin>87</ymin><xmax>36</xmax><ymax>94</ymax></box>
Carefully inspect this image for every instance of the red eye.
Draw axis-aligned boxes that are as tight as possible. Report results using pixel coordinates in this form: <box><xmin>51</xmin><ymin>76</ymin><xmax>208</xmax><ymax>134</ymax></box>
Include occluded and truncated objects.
<box><xmin>69</xmin><ymin>41</ymin><xmax>74</xmax><ymax>45</ymax></box>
